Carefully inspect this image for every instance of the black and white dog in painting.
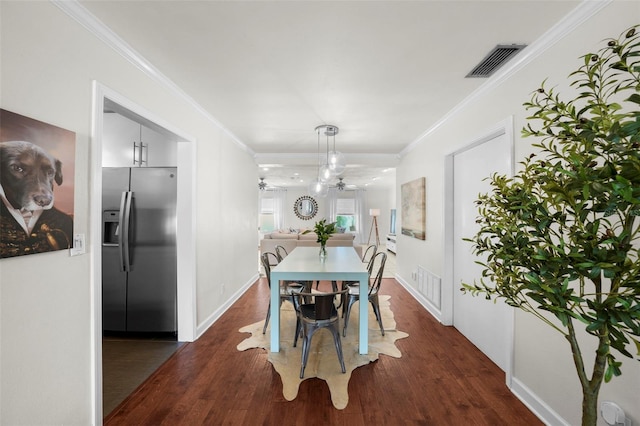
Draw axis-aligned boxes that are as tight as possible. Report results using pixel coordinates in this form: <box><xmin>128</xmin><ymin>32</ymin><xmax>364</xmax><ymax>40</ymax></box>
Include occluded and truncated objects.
<box><xmin>0</xmin><ymin>140</ymin><xmax>73</xmax><ymax>258</ymax></box>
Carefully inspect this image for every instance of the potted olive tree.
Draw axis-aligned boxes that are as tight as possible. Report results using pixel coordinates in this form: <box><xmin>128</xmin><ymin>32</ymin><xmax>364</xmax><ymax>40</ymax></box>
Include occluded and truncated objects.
<box><xmin>463</xmin><ymin>26</ymin><xmax>640</xmax><ymax>426</ymax></box>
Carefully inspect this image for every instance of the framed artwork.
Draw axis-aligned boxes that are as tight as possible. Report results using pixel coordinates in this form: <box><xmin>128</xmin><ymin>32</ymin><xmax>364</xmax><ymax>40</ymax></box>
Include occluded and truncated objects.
<box><xmin>0</xmin><ymin>109</ymin><xmax>76</xmax><ymax>259</ymax></box>
<box><xmin>401</xmin><ymin>177</ymin><xmax>426</xmax><ymax>240</ymax></box>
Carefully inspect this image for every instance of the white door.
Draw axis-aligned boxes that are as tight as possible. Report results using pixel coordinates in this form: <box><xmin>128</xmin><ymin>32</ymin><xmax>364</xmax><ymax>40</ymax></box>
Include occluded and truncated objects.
<box><xmin>452</xmin><ymin>131</ymin><xmax>511</xmax><ymax>371</ymax></box>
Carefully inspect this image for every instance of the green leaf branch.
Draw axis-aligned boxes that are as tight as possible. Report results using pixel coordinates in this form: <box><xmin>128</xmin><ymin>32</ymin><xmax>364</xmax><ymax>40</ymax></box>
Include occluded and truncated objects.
<box><xmin>304</xmin><ymin>218</ymin><xmax>336</xmax><ymax>246</ymax></box>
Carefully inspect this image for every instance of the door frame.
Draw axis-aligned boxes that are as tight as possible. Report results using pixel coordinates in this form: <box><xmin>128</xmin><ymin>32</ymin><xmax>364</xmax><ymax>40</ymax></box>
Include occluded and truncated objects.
<box><xmin>90</xmin><ymin>82</ymin><xmax>197</xmax><ymax>421</ymax></box>
<box><xmin>442</xmin><ymin>116</ymin><xmax>515</xmax><ymax>385</ymax></box>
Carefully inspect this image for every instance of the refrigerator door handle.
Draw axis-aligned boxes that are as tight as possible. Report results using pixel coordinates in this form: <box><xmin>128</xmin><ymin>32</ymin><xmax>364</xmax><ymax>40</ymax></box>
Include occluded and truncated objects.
<box><xmin>122</xmin><ymin>191</ymin><xmax>133</xmax><ymax>272</ymax></box>
<box><xmin>118</xmin><ymin>191</ymin><xmax>127</xmax><ymax>271</ymax></box>
<box><xmin>118</xmin><ymin>191</ymin><xmax>133</xmax><ymax>272</ymax></box>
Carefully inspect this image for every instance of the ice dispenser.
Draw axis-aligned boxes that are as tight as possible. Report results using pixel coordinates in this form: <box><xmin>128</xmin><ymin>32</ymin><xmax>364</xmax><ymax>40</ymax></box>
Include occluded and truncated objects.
<box><xmin>103</xmin><ymin>210</ymin><xmax>120</xmax><ymax>246</ymax></box>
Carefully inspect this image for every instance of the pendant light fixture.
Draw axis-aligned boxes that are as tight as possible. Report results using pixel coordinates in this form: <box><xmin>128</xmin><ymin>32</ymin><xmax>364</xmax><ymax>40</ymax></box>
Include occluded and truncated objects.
<box><xmin>308</xmin><ymin>126</ymin><xmax>329</xmax><ymax>197</ymax></box>
<box><xmin>315</xmin><ymin>124</ymin><xmax>344</xmax><ymax>182</ymax></box>
<box><xmin>336</xmin><ymin>177</ymin><xmax>346</xmax><ymax>191</ymax></box>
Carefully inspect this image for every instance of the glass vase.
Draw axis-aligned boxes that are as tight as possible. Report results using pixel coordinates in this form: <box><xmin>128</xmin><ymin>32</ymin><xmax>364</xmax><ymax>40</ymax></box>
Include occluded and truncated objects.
<box><xmin>319</xmin><ymin>244</ymin><xmax>327</xmax><ymax>260</ymax></box>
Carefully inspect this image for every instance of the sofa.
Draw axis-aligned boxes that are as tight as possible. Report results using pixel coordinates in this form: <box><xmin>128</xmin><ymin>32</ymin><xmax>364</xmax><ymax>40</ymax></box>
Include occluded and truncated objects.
<box><xmin>260</xmin><ymin>229</ymin><xmax>357</xmax><ymax>257</ymax></box>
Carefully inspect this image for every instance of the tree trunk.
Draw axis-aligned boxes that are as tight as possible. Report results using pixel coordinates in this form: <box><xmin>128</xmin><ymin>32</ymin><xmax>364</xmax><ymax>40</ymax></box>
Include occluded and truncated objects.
<box><xmin>582</xmin><ymin>388</ymin><xmax>598</xmax><ymax>426</ymax></box>
<box><xmin>567</xmin><ymin>320</ymin><xmax>607</xmax><ymax>426</ymax></box>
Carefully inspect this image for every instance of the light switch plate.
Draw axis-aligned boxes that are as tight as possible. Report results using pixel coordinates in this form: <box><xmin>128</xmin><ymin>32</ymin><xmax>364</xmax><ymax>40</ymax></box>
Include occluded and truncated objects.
<box><xmin>69</xmin><ymin>233</ymin><xmax>85</xmax><ymax>256</ymax></box>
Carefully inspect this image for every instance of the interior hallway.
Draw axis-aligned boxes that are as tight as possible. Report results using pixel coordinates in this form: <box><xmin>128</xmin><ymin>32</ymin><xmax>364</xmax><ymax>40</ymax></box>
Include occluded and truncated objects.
<box><xmin>104</xmin><ymin>276</ymin><xmax>540</xmax><ymax>425</ymax></box>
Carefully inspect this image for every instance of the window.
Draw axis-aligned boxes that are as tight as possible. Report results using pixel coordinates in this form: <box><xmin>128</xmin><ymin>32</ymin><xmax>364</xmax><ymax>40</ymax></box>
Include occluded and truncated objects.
<box><xmin>259</xmin><ymin>197</ymin><xmax>275</xmax><ymax>232</ymax></box>
<box><xmin>336</xmin><ymin>198</ymin><xmax>356</xmax><ymax>232</ymax></box>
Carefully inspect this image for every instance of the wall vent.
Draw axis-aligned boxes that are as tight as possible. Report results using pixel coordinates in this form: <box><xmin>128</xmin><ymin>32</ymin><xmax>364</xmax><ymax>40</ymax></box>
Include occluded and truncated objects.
<box><xmin>466</xmin><ymin>44</ymin><xmax>526</xmax><ymax>78</ymax></box>
<box><xmin>417</xmin><ymin>265</ymin><xmax>441</xmax><ymax>309</ymax></box>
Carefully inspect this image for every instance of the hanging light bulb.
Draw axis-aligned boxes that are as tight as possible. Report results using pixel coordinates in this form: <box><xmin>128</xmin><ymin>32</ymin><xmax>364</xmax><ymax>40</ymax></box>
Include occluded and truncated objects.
<box><xmin>327</xmin><ymin>126</ymin><xmax>345</xmax><ymax>176</ymax></box>
<box><xmin>319</xmin><ymin>163</ymin><xmax>332</xmax><ymax>182</ymax></box>
<box><xmin>328</xmin><ymin>150</ymin><xmax>346</xmax><ymax>176</ymax></box>
<box><xmin>308</xmin><ymin>178</ymin><xmax>328</xmax><ymax>197</ymax></box>
<box><xmin>319</xmin><ymin>125</ymin><xmax>332</xmax><ymax>182</ymax></box>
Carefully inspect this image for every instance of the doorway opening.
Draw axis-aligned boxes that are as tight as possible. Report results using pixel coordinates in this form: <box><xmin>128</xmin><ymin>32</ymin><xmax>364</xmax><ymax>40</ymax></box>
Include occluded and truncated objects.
<box><xmin>90</xmin><ymin>82</ymin><xmax>196</xmax><ymax>421</ymax></box>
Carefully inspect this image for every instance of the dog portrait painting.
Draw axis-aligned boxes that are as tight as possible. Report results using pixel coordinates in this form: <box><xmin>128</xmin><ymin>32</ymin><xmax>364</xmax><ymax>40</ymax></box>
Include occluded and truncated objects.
<box><xmin>0</xmin><ymin>109</ymin><xmax>75</xmax><ymax>259</ymax></box>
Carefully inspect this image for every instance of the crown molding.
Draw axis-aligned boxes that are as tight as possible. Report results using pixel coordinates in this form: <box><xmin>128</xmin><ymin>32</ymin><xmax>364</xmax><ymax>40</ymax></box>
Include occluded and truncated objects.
<box><xmin>399</xmin><ymin>0</ymin><xmax>612</xmax><ymax>158</ymax></box>
<box><xmin>51</xmin><ymin>0</ymin><xmax>253</xmax><ymax>155</ymax></box>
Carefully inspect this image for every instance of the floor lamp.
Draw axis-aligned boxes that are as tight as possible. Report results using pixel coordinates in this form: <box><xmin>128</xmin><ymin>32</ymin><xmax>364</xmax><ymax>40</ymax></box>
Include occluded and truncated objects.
<box><xmin>368</xmin><ymin>209</ymin><xmax>380</xmax><ymax>246</ymax></box>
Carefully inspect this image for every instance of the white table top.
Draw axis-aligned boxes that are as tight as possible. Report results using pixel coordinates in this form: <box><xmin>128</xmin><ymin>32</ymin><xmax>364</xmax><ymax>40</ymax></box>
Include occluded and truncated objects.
<box><xmin>272</xmin><ymin>246</ymin><xmax>367</xmax><ymax>277</ymax></box>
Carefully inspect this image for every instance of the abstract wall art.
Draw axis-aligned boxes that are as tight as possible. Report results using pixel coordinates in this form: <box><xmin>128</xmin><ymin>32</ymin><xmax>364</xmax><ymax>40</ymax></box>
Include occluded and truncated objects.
<box><xmin>401</xmin><ymin>177</ymin><xmax>426</xmax><ymax>240</ymax></box>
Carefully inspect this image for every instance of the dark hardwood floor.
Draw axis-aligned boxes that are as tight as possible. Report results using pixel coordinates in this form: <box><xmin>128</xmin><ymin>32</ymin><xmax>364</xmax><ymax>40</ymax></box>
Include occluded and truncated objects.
<box><xmin>104</xmin><ymin>278</ymin><xmax>542</xmax><ymax>425</ymax></box>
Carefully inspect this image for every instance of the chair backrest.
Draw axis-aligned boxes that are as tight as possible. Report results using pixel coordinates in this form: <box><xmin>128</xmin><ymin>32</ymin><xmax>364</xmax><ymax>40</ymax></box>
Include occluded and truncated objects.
<box><xmin>368</xmin><ymin>252</ymin><xmax>387</xmax><ymax>295</ymax></box>
<box><xmin>275</xmin><ymin>245</ymin><xmax>289</xmax><ymax>262</ymax></box>
<box><xmin>294</xmin><ymin>289</ymin><xmax>348</xmax><ymax>320</ymax></box>
<box><xmin>362</xmin><ymin>244</ymin><xmax>377</xmax><ymax>263</ymax></box>
<box><xmin>364</xmin><ymin>250</ymin><xmax>379</xmax><ymax>276</ymax></box>
<box><xmin>260</xmin><ymin>252</ymin><xmax>280</xmax><ymax>288</ymax></box>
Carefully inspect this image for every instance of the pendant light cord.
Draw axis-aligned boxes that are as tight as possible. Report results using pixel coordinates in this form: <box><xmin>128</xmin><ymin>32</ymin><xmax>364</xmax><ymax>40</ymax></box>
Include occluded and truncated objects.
<box><xmin>326</xmin><ymin>129</ymin><xmax>330</xmax><ymax>164</ymax></box>
<box><xmin>317</xmin><ymin>127</ymin><xmax>321</xmax><ymax>180</ymax></box>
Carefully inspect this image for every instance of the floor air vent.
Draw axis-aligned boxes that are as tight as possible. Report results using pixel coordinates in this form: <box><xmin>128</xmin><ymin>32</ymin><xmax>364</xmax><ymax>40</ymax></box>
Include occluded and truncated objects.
<box><xmin>466</xmin><ymin>44</ymin><xmax>526</xmax><ymax>78</ymax></box>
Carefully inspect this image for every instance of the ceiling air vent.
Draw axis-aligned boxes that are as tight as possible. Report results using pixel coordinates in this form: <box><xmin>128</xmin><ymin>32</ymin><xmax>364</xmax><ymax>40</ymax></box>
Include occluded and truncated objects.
<box><xmin>466</xmin><ymin>44</ymin><xmax>526</xmax><ymax>78</ymax></box>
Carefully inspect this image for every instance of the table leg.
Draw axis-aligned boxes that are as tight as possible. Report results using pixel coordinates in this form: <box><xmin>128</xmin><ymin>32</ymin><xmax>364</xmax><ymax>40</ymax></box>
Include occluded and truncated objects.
<box><xmin>358</xmin><ymin>274</ymin><xmax>368</xmax><ymax>354</ymax></box>
<box><xmin>270</xmin><ymin>271</ymin><xmax>281</xmax><ymax>352</ymax></box>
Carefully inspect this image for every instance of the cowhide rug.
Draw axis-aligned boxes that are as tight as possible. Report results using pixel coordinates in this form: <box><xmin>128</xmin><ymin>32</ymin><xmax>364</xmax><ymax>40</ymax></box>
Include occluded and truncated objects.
<box><xmin>237</xmin><ymin>295</ymin><xmax>408</xmax><ymax>409</ymax></box>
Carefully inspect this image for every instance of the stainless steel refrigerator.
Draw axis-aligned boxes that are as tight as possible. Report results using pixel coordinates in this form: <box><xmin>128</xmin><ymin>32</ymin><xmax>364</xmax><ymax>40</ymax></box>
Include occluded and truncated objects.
<box><xmin>102</xmin><ymin>167</ymin><xmax>177</xmax><ymax>334</ymax></box>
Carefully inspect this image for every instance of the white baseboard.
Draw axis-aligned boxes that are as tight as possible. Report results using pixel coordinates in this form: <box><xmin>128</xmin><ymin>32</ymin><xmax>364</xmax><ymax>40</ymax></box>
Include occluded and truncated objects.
<box><xmin>196</xmin><ymin>273</ymin><xmax>259</xmax><ymax>338</ymax></box>
<box><xmin>511</xmin><ymin>377</ymin><xmax>569</xmax><ymax>426</ymax></box>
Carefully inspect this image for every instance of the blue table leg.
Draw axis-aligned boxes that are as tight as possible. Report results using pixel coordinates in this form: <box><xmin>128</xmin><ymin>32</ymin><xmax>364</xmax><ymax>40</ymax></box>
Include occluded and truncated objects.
<box><xmin>358</xmin><ymin>273</ymin><xmax>368</xmax><ymax>354</ymax></box>
<box><xmin>270</xmin><ymin>271</ymin><xmax>281</xmax><ymax>352</ymax></box>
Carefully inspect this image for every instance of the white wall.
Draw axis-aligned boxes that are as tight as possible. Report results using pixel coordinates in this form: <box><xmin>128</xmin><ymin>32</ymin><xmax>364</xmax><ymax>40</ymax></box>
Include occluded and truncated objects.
<box><xmin>0</xmin><ymin>2</ymin><xmax>257</xmax><ymax>424</ymax></box>
<box><xmin>396</xmin><ymin>2</ymin><xmax>640</xmax><ymax>425</ymax></box>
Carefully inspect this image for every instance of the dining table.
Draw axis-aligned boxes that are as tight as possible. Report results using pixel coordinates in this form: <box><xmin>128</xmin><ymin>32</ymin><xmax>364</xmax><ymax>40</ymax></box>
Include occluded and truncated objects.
<box><xmin>270</xmin><ymin>246</ymin><xmax>370</xmax><ymax>354</ymax></box>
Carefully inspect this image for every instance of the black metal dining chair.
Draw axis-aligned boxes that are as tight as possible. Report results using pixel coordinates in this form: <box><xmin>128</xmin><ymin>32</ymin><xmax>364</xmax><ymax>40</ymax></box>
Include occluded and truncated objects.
<box><xmin>361</xmin><ymin>244</ymin><xmax>377</xmax><ymax>263</ymax></box>
<box><xmin>275</xmin><ymin>245</ymin><xmax>313</xmax><ymax>295</ymax></box>
<box><xmin>342</xmin><ymin>251</ymin><xmax>387</xmax><ymax>337</ymax></box>
<box><xmin>261</xmin><ymin>252</ymin><xmax>305</xmax><ymax>335</ymax></box>
<box><xmin>339</xmin><ymin>247</ymin><xmax>379</xmax><ymax>293</ymax></box>
<box><xmin>292</xmin><ymin>288</ymin><xmax>349</xmax><ymax>378</ymax></box>
<box><xmin>323</xmin><ymin>245</ymin><xmax>376</xmax><ymax>292</ymax></box>
<box><xmin>274</xmin><ymin>245</ymin><xmax>288</xmax><ymax>262</ymax></box>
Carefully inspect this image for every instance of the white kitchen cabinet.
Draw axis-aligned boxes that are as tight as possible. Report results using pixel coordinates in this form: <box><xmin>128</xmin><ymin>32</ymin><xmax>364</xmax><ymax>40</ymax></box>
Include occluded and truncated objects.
<box><xmin>102</xmin><ymin>112</ymin><xmax>177</xmax><ymax>167</ymax></box>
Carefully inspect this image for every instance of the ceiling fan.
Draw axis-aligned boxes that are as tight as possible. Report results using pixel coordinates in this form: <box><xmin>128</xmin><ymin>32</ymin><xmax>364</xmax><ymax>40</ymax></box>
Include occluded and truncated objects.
<box><xmin>329</xmin><ymin>177</ymin><xmax>357</xmax><ymax>191</ymax></box>
<box><xmin>258</xmin><ymin>178</ymin><xmax>268</xmax><ymax>191</ymax></box>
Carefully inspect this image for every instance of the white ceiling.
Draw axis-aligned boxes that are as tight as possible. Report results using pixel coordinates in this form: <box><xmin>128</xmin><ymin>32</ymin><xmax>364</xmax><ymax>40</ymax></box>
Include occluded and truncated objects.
<box><xmin>77</xmin><ymin>0</ymin><xmax>581</xmax><ymax>188</ymax></box>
